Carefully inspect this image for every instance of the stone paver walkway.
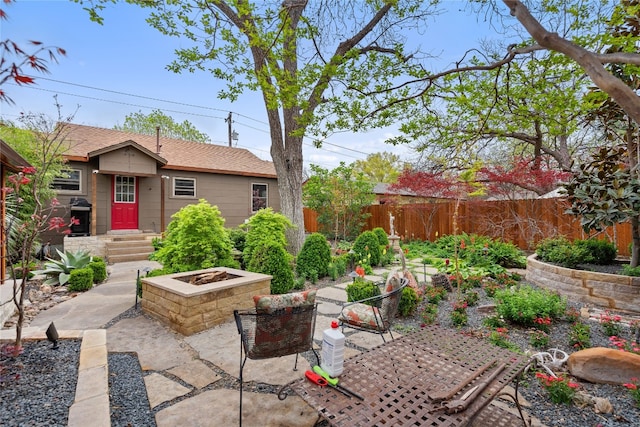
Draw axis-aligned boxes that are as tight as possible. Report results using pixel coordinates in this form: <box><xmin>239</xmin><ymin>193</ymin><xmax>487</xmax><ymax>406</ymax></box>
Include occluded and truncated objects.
<box><xmin>1</xmin><ymin>258</ymin><xmax>542</xmax><ymax>426</ymax></box>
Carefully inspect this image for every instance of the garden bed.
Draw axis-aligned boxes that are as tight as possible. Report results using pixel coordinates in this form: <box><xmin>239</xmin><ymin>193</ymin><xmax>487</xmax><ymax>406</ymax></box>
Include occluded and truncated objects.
<box><xmin>526</xmin><ymin>254</ymin><xmax>640</xmax><ymax>314</ymax></box>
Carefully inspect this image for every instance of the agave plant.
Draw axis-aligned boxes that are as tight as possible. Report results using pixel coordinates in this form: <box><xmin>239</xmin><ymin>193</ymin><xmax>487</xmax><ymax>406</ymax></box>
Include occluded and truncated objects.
<box><xmin>34</xmin><ymin>249</ymin><xmax>93</xmax><ymax>286</ymax></box>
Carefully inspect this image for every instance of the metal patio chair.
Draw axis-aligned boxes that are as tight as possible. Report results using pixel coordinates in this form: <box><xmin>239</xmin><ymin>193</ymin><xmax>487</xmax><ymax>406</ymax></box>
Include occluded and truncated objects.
<box><xmin>234</xmin><ymin>300</ymin><xmax>319</xmax><ymax>426</ymax></box>
<box><xmin>338</xmin><ymin>276</ymin><xmax>408</xmax><ymax>343</ymax></box>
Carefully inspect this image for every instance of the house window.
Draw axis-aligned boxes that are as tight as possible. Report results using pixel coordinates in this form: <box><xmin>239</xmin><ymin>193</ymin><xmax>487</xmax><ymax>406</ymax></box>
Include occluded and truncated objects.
<box><xmin>52</xmin><ymin>169</ymin><xmax>82</xmax><ymax>193</ymax></box>
<box><xmin>115</xmin><ymin>176</ymin><xmax>136</xmax><ymax>202</ymax></box>
<box><xmin>173</xmin><ymin>177</ymin><xmax>196</xmax><ymax>197</ymax></box>
<box><xmin>252</xmin><ymin>183</ymin><xmax>267</xmax><ymax>212</ymax></box>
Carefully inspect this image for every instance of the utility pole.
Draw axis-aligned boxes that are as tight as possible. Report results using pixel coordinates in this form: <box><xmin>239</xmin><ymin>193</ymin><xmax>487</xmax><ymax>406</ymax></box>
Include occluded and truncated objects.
<box><xmin>226</xmin><ymin>112</ymin><xmax>232</xmax><ymax>147</ymax></box>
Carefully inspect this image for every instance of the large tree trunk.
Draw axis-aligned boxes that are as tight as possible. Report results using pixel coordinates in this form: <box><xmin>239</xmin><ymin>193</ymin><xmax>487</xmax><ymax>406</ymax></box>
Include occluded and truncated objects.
<box><xmin>271</xmin><ymin>132</ymin><xmax>306</xmax><ymax>255</ymax></box>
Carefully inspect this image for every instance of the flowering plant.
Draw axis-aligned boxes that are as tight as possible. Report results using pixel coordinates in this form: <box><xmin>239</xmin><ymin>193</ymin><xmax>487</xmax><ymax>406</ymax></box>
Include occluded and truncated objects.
<box><xmin>533</xmin><ymin>316</ymin><xmax>552</xmax><ymax>332</ymax></box>
<box><xmin>609</xmin><ymin>336</ymin><xmax>640</xmax><ymax>355</ymax></box>
<box><xmin>450</xmin><ymin>300</ymin><xmax>468</xmax><ymax>327</ymax></box>
<box><xmin>535</xmin><ymin>372</ymin><xmax>579</xmax><ymax>404</ymax></box>
<box><xmin>424</xmin><ymin>286</ymin><xmax>448</xmax><ymax>304</ymax></box>
<box><xmin>568</xmin><ymin>322</ymin><xmax>591</xmax><ymax>350</ymax></box>
<box><xmin>481</xmin><ymin>280</ymin><xmax>503</xmax><ymax>297</ymax></box>
<box><xmin>623</xmin><ymin>378</ymin><xmax>640</xmax><ymax>407</ymax></box>
<box><xmin>355</xmin><ymin>265</ymin><xmax>365</xmax><ymax>278</ymax></box>
<box><xmin>564</xmin><ymin>307</ymin><xmax>580</xmax><ymax>323</ymax></box>
<box><xmin>529</xmin><ymin>329</ymin><xmax>550</xmax><ymax>349</ymax></box>
<box><xmin>421</xmin><ymin>303</ymin><xmax>438</xmax><ymax>326</ymax></box>
<box><xmin>599</xmin><ymin>311</ymin><xmax>622</xmax><ymax>337</ymax></box>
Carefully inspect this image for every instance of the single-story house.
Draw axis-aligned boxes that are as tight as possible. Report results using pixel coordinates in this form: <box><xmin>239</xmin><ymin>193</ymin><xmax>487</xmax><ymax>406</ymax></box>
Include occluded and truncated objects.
<box><xmin>41</xmin><ymin>123</ymin><xmax>279</xmax><ymax>248</ymax></box>
<box><xmin>1</xmin><ymin>139</ymin><xmax>32</xmax><ymax>282</ymax></box>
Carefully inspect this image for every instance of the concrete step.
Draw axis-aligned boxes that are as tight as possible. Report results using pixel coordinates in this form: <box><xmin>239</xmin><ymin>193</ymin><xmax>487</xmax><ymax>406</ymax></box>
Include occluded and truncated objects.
<box><xmin>109</xmin><ymin>234</ymin><xmax>160</xmax><ymax>242</ymax></box>
<box><xmin>105</xmin><ymin>234</ymin><xmax>158</xmax><ymax>264</ymax></box>
<box><xmin>107</xmin><ymin>253</ymin><xmax>154</xmax><ymax>263</ymax></box>
<box><xmin>107</xmin><ymin>246</ymin><xmax>155</xmax><ymax>256</ymax></box>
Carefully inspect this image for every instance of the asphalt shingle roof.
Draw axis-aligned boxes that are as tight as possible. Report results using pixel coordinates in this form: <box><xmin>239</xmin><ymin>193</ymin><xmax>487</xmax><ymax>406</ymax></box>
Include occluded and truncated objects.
<box><xmin>62</xmin><ymin>123</ymin><xmax>277</xmax><ymax>178</ymax></box>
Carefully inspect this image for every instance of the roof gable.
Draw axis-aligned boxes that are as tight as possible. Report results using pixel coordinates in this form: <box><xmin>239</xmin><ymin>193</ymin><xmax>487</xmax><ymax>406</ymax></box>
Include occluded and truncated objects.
<box><xmin>88</xmin><ymin>139</ymin><xmax>167</xmax><ymax>166</ymax></box>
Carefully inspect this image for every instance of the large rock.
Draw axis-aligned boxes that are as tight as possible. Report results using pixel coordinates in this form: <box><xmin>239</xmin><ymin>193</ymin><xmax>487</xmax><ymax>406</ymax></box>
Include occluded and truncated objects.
<box><xmin>567</xmin><ymin>347</ymin><xmax>640</xmax><ymax>384</ymax></box>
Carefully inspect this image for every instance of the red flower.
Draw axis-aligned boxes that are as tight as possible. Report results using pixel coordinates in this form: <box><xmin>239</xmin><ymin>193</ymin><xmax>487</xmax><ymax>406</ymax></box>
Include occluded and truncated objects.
<box><xmin>355</xmin><ymin>265</ymin><xmax>365</xmax><ymax>278</ymax></box>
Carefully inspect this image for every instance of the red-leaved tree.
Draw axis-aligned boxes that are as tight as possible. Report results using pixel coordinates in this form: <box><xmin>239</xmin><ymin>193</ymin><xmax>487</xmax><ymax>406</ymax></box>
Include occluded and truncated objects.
<box><xmin>479</xmin><ymin>157</ymin><xmax>572</xmax><ymax>198</ymax></box>
<box><xmin>0</xmin><ymin>1</ymin><xmax>66</xmax><ymax>104</ymax></box>
<box><xmin>1</xmin><ymin>166</ymin><xmax>78</xmax><ymax>348</ymax></box>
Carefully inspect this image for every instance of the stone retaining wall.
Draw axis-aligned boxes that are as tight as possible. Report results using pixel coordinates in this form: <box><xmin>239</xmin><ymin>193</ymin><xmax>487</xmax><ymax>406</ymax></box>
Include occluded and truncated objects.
<box><xmin>141</xmin><ymin>268</ymin><xmax>272</xmax><ymax>336</ymax></box>
<box><xmin>63</xmin><ymin>236</ymin><xmax>107</xmax><ymax>258</ymax></box>
<box><xmin>526</xmin><ymin>254</ymin><xmax>640</xmax><ymax>314</ymax></box>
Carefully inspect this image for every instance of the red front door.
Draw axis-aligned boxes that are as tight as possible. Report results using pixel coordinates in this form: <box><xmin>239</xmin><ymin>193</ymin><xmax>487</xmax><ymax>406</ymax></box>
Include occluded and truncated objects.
<box><xmin>111</xmin><ymin>175</ymin><xmax>138</xmax><ymax>230</ymax></box>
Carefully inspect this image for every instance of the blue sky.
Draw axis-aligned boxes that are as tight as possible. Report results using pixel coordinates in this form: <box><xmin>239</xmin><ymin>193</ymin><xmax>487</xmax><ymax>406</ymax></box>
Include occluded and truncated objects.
<box><xmin>1</xmin><ymin>1</ymin><xmax>504</xmax><ymax>170</ymax></box>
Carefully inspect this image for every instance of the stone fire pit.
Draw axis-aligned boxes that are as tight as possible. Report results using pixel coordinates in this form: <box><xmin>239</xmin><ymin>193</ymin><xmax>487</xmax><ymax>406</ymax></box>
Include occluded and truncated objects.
<box><xmin>141</xmin><ymin>267</ymin><xmax>272</xmax><ymax>335</ymax></box>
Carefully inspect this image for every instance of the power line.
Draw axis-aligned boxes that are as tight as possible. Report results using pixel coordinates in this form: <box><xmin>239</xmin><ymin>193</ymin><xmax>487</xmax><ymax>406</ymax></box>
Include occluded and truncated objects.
<box><xmin>5</xmin><ymin>80</ymin><xmax>379</xmax><ymax>163</ymax></box>
<box><xmin>13</xmin><ymin>77</ymin><xmax>375</xmax><ymax>157</ymax></box>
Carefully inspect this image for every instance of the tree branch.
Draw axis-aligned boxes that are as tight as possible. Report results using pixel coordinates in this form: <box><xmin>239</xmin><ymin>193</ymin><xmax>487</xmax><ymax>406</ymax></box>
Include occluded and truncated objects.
<box><xmin>503</xmin><ymin>0</ymin><xmax>640</xmax><ymax>124</ymax></box>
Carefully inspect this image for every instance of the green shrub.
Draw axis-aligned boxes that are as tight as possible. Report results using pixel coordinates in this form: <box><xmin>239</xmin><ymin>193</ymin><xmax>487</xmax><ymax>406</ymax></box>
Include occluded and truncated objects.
<box><xmin>574</xmin><ymin>239</ymin><xmax>617</xmax><ymax>265</ymax></box>
<box><xmin>228</xmin><ymin>227</ymin><xmax>247</xmax><ymax>253</ymax></box>
<box><xmin>88</xmin><ymin>259</ymin><xmax>107</xmax><ymax>283</ymax></box>
<box><xmin>151</xmin><ymin>199</ymin><xmax>238</xmax><ymax>272</ymax></box>
<box><xmin>332</xmin><ymin>254</ymin><xmax>348</xmax><ymax>278</ymax></box>
<box><xmin>398</xmin><ymin>286</ymin><xmax>420</xmax><ymax>316</ymax></box>
<box><xmin>424</xmin><ymin>286</ymin><xmax>448</xmax><ymax>304</ymax></box>
<box><xmin>372</xmin><ymin>227</ymin><xmax>389</xmax><ymax>248</ymax></box>
<box><xmin>352</xmin><ymin>230</ymin><xmax>382</xmax><ymax>267</ymax></box>
<box><xmin>146</xmin><ymin>268</ymin><xmax>172</xmax><ymax>277</ymax></box>
<box><xmin>487</xmin><ymin>241</ymin><xmax>526</xmax><ymax>268</ymax></box>
<box><xmin>296</xmin><ymin>233</ymin><xmax>331</xmax><ymax>279</ymax></box>
<box><xmin>67</xmin><ymin>267</ymin><xmax>94</xmax><ymax>292</ymax></box>
<box><xmin>569</xmin><ymin>321</ymin><xmax>591</xmax><ymax>350</ymax></box>
<box><xmin>10</xmin><ymin>262</ymin><xmax>36</xmax><ymax>279</ymax></box>
<box><xmin>622</xmin><ymin>264</ymin><xmax>640</xmax><ymax>276</ymax></box>
<box><xmin>243</xmin><ymin>208</ymin><xmax>293</xmax><ymax>267</ymax></box>
<box><xmin>494</xmin><ymin>285</ymin><xmax>566</xmax><ymax>327</ymax></box>
<box><xmin>345</xmin><ymin>279</ymin><xmax>381</xmax><ymax>304</ymax></box>
<box><xmin>248</xmin><ymin>242</ymin><xmax>294</xmax><ymax>294</ymax></box>
<box><xmin>535</xmin><ymin>237</ymin><xmax>592</xmax><ymax>268</ymax></box>
<box><xmin>34</xmin><ymin>249</ymin><xmax>93</xmax><ymax>286</ymax></box>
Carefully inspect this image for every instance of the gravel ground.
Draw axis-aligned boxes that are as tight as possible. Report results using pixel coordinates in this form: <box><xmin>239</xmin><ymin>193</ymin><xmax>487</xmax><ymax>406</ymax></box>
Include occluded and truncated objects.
<box><xmin>0</xmin><ymin>339</ymin><xmax>80</xmax><ymax>427</ymax></box>
<box><xmin>109</xmin><ymin>352</ymin><xmax>155</xmax><ymax>427</ymax></box>
<box><xmin>3</xmin><ymin>270</ymin><xmax>640</xmax><ymax>427</ymax></box>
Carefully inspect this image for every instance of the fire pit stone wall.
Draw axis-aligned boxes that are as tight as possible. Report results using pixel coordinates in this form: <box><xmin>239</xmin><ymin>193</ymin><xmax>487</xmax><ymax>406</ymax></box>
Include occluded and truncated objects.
<box><xmin>141</xmin><ymin>267</ymin><xmax>272</xmax><ymax>335</ymax></box>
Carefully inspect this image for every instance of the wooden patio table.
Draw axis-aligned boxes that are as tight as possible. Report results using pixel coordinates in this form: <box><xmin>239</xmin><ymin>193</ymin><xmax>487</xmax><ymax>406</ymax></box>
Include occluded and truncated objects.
<box><xmin>290</xmin><ymin>324</ymin><xmax>531</xmax><ymax>426</ymax></box>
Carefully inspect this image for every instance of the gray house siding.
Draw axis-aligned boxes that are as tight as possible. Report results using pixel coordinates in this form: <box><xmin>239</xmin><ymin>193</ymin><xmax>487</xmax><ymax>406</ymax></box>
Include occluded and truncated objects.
<box><xmin>40</xmin><ymin>124</ymin><xmax>280</xmax><ymax>248</ymax></box>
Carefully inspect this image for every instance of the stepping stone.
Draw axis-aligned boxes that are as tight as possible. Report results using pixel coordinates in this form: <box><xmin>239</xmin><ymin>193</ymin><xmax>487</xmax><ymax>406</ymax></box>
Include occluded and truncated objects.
<box><xmin>144</xmin><ymin>372</ymin><xmax>191</xmax><ymax>408</ymax></box>
<box><xmin>316</xmin><ymin>287</ymin><xmax>347</xmax><ymax>302</ymax></box>
<box><xmin>317</xmin><ymin>300</ymin><xmax>341</xmax><ymax>316</ymax></box>
<box><xmin>107</xmin><ymin>316</ymin><xmax>193</xmax><ymax>371</ymax></box>
<box><xmin>167</xmin><ymin>360</ymin><xmax>221</xmax><ymax>389</ymax></box>
<box><xmin>154</xmin><ymin>389</ymin><xmax>318</xmax><ymax>427</ymax></box>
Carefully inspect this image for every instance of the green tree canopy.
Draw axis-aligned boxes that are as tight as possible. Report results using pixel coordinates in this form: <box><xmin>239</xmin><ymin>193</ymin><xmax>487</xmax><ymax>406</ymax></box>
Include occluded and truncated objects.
<box><xmin>351</xmin><ymin>152</ymin><xmax>405</xmax><ymax>184</ymax></box>
<box><xmin>303</xmin><ymin>163</ymin><xmax>374</xmax><ymax>242</ymax></box>
<box><xmin>114</xmin><ymin>109</ymin><xmax>211</xmax><ymax>143</ymax></box>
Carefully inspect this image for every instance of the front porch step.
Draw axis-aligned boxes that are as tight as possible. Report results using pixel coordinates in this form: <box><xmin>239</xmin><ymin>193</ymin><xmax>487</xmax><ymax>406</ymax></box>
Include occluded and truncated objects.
<box><xmin>107</xmin><ymin>253</ymin><xmax>154</xmax><ymax>263</ymax></box>
<box><xmin>105</xmin><ymin>234</ymin><xmax>159</xmax><ymax>264</ymax></box>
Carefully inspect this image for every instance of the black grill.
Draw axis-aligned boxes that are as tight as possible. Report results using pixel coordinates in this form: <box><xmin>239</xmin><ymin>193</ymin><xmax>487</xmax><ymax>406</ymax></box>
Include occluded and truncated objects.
<box><xmin>69</xmin><ymin>197</ymin><xmax>92</xmax><ymax>236</ymax></box>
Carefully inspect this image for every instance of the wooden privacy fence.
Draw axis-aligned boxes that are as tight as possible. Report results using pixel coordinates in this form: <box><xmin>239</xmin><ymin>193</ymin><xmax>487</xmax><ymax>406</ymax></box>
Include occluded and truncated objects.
<box><xmin>303</xmin><ymin>198</ymin><xmax>633</xmax><ymax>256</ymax></box>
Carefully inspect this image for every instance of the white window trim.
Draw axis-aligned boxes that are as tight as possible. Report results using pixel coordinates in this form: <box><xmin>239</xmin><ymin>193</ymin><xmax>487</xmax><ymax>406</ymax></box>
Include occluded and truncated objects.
<box><xmin>114</xmin><ymin>175</ymin><xmax>136</xmax><ymax>204</ymax></box>
<box><xmin>172</xmin><ymin>177</ymin><xmax>196</xmax><ymax>198</ymax></box>
<box><xmin>251</xmin><ymin>182</ymin><xmax>268</xmax><ymax>212</ymax></box>
<box><xmin>52</xmin><ymin>168</ymin><xmax>83</xmax><ymax>194</ymax></box>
